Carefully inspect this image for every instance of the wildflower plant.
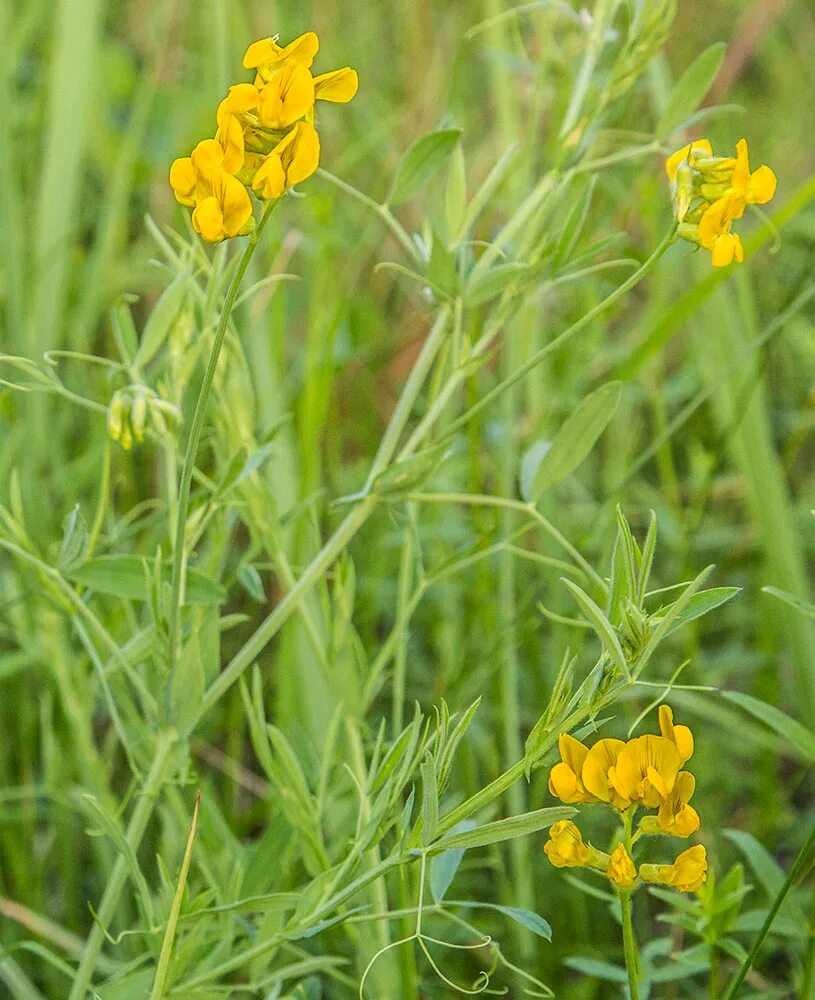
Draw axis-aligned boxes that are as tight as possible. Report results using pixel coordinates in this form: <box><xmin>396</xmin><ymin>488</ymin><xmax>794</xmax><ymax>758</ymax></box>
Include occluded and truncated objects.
<box><xmin>546</xmin><ymin>706</ymin><xmax>708</xmax><ymax>997</ymax></box>
<box><xmin>667</xmin><ymin>137</ymin><xmax>777</xmax><ymax>266</ymax></box>
<box><xmin>170</xmin><ymin>32</ymin><xmax>357</xmax><ymax>242</ymax></box>
<box><xmin>2</xmin><ymin>5</ymin><xmax>814</xmax><ymax>1000</ymax></box>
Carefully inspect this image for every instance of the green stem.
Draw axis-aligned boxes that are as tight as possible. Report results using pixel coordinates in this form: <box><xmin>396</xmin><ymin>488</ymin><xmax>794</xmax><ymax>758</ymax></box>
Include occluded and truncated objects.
<box><xmin>317</xmin><ymin>168</ymin><xmax>419</xmax><ymax>263</ymax></box>
<box><xmin>621</xmin><ymin>890</ymin><xmax>640</xmax><ymax>1000</ymax></box>
<box><xmin>619</xmin><ymin>808</ymin><xmax>640</xmax><ymax>1000</ymax></box>
<box><xmin>441</xmin><ymin>225</ymin><xmax>677</xmax><ymax>441</ymax></box>
<box><xmin>67</xmin><ymin>729</ymin><xmax>176</xmax><ymax>1000</ymax></box>
<box><xmin>166</xmin><ymin>201</ymin><xmax>277</xmax><ymax>680</ymax></box>
<box><xmin>199</xmin><ymin>307</ymin><xmax>451</xmax><ymax>716</ymax></box>
<box><xmin>723</xmin><ymin>822</ymin><xmax>815</xmax><ymax>1000</ymax></box>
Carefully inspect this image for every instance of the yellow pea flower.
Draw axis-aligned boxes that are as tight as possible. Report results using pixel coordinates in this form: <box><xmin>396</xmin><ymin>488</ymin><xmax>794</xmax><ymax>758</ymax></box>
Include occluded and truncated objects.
<box><xmin>243</xmin><ymin>31</ymin><xmax>320</xmax><ymax>81</ymax></box>
<box><xmin>658</xmin><ymin>705</ymin><xmax>693</xmax><ymax>765</ymax></box>
<box><xmin>582</xmin><ymin>738</ymin><xmax>632</xmax><ymax>810</ymax></box>
<box><xmin>314</xmin><ymin>67</ymin><xmax>359</xmax><ymax>104</ymax></box>
<box><xmin>657</xmin><ymin>771</ymin><xmax>700</xmax><ymax>837</ymax></box>
<box><xmin>664</xmin><ymin>139</ymin><xmax>712</xmax><ymax>183</ymax></box>
<box><xmin>217</xmin><ymin>82</ymin><xmax>261</xmax><ymax>123</ymax></box>
<box><xmin>731</xmin><ymin>138</ymin><xmax>777</xmax><ymax>208</ymax></box>
<box><xmin>667</xmin><ymin>137</ymin><xmax>776</xmax><ymax>267</ymax></box>
<box><xmin>169</xmin><ymin>135</ymin><xmax>243</xmax><ymax>209</ymax></box>
<box><xmin>607</xmin><ymin>843</ymin><xmax>637</xmax><ymax>889</ymax></box>
<box><xmin>257</xmin><ymin>63</ymin><xmax>316</xmax><ymax>131</ymax></box>
<box><xmin>640</xmin><ymin>844</ymin><xmax>708</xmax><ymax>892</ymax></box>
<box><xmin>548</xmin><ymin>733</ymin><xmax>599</xmax><ymax>804</ymax></box>
<box><xmin>544</xmin><ymin>820</ymin><xmax>592</xmax><ymax>868</ymax></box>
<box><xmin>191</xmin><ymin>176</ymin><xmax>253</xmax><ymax>243</ymax></box>
<box><xmin>698</xmin><ymin>193</ymin><xmax>745</xmax><ymax>268</ymax></box>
<box><xmin>252</xmin><ymin>121</ymin><xmax>321</xmax><ymax>200</ymax></box>
<box><xmin>609</xmin><ymin>735</ymin><xmax>682</xmax><ymax>808</ymax></box>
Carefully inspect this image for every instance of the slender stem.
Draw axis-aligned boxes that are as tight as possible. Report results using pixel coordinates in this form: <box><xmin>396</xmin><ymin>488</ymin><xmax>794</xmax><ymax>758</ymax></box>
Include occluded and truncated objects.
<box><xmin>200</xmin><ymin>308</ymin><xmax>451</xmax><ymax>715</ymax></box>
<box><xmin>723</xmin><ymin>821</ymin><xmax>815</xmax><ymax>1000</ymax></box>
<box><xmin>619</xmin><ymin>808</ymin><xmax>641</xmax><ymax>1000</ymax></box>
<box><xmin>441</xmin><ymin>225</ymin><xmax>677</xmax><ymax>441</ymax></box>
<box><xmin>67</xmin><ymin>729</ymin><xmax>176</xmax><ymax>1000</ymax></box>
<box><xmin>166</xmin><ymin>202</ymin><xmax>277</xmax><ymax>679</ymax></box>
<box><xmin>621</xmin><ymin>891</ymin><xmax>640</xmax><ymax>1000</ymax></box>
<box><xmin>317</xmin><ymin>168</ymin><xmax>419</xmax><ymax>263</ymax></box>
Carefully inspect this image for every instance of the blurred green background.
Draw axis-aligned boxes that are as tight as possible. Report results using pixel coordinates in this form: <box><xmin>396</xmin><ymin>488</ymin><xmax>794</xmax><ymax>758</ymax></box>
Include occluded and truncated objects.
<box><xmin>2</xmin><ymin>0</ymin><xmax>815</xmax><ymax>996</ymax></box>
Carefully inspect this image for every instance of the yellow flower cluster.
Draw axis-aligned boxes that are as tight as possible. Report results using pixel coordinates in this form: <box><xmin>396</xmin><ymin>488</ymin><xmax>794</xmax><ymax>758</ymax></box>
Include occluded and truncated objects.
<box><xmin>169</xmin><ymin>32</ymin><xmax>358</xmax><ymax>243</ymax></box>
<box><xmin>545</xmin><ymin>706</ymin><xmax>708</xmax><ymax>893</ymax></box>
<box><xmin>666</xmin><ymin>138</ymin><xmax>776</xmax><ymax>267</ymax></box>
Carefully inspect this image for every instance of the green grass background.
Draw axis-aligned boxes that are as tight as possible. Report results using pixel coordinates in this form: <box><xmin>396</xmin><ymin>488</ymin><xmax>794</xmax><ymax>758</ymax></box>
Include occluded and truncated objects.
<box><xmin>1</xmin><ymin>0</ymin><xmax>815</xmax><ymax>997</ymax></box>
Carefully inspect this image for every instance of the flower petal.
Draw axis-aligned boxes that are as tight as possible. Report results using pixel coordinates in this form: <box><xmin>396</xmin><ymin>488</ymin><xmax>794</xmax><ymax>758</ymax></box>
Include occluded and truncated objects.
<box><xmin>169</xmin><ymin>157</ymin><xmax>196</xmax><ymax>206</ymax></box>
<box><xmin>748</xmin><ymin>165</ymin><xmax>777</xmax><ymax>205</ymax></box>
<box><xmin>192</xmin><ymin>196</ymin><xmax>225</xmax><ymax>242</ymax></box>
<box><xmin>314</xmin><ymin>67</ymin><xmax>359</xmax><ymax>103</ymax></box>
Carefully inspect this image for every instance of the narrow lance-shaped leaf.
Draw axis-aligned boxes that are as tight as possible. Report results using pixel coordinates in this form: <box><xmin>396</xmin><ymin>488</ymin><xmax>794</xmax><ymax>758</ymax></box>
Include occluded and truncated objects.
<box><xmin>427</xmin><ymin>805</ymin><xmax>575</xmax><ymax>854</ymax></box>
<box><xmin>561</xmin><ymin>578</ymin><xmax>630</xmax><ymax>679</ymax></box>
<box><xmin>388</xmin><ymin>128</ymin><xmax>463</xmax><ymax>206</ymax></box>
<box><xmin>657</xmin><ymin>42</ymin><xmax>726</xmax><ymax>136</ymax></box>
<box><xmin>531</xmin><ymin>381</ymin><xmax>623</xmax><ymax>499</ymax></box>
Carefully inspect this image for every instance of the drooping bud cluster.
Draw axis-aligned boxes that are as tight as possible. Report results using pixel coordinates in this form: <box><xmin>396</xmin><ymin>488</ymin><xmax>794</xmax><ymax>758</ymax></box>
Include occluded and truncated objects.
<box><xmin>544</xmin><ymin>706</ymin><xmax>708</xmax><ymax>893</ymax></box>
<box><xmin>170</xmin><ymin>32</ymin><xmax>358</xmax><ymax>243</ymax></box>
<box><xmin>107</xmin><ymin>385</ymin><xmax>179</xmax><ymax>451</ymax></box>
<box><xmin>666</xmin><ymin>138</ymin><xmax>776</xmax><ymax>267</ymax></box>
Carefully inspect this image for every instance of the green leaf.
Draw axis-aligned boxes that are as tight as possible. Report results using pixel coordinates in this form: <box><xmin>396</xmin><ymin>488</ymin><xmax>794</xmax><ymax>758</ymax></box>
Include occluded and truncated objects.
<box><xmin>444</xmin><ymin>141</ymin><xmax>467</xmax><ymax>240</ymax></box>
<box><xmin>660</xmin><ymin>586</ymin><xmax>741</xmax><ymax>636</ymax></box>
<box><xmin>464</xmin><ymin>261</ymin><xmax>531</xmax><ymax>307</ymax></box>
<box><xmin>723</xmin><ymin>830</ymin><xmax>785</xmax><ymax>899</ymax></box>
<box><xmin>721</xmin><ymin>691</ymin><xmax>815</xmax><ymax>762</ymax></box>
<box><xmin>388</xmin><ymin>128</ymin><xmax>463</xmax><ymax>206</ymax></box>
<box><xmin>430</xmin><ymin>821</ymin><xmax>474</xmax><ymax>903</ymax></box>
<box><xmin>373</xmin><ymin>444</ymin><xmax>447</xmax><ymax>497</ymax></box>
<box><xmin>134</xmin><ymin>270</ymin><xmax>191</xmax><ymax>369</ymax></box>
<box><xmin>70</xmin><ymin>555</ymin><xmax>225</xmax><ymax>604</ymax></box>
<box><xmin>58</xmin><ymin>504</ymin><xmax>88</xmax><ymax>573</ymax></box>
<box><xmin>564</xmin><ymin>957</ymin><xmax>627</xmax><ymax>983</ymax></box>
<box><xmin>428</xmin><ymin>806</ymin><xmax>574</xmax><ymax>854</ymax></box>
<box><xmin>657</xmin><ymin>42</ymin><xmax>726</xmax><ymax>136</ymax></box>
<box><xmin>531</xmin><ymin>381</ymin><xmax>623</xmax><ymax>498</ymax></box>
<box><xmin>519</xmin><ymin>440</ymin><xmax>551</xmax><ymax>503</ymax></box>
<box><xmin>451</xmin><ymin>900</ymin><xmax>552</xmax><ymax>941</ymax></box>
<box><xmin>237</xmin><ymin>564</ymin><xmax>265</xmax><ymax>603</ymax></box>
<box><xmin>81</xmin><ymin>794</ymin><xmax>154</xmax><ymax>924</ymax></box>
<box><xmin>427</xmin><ymin>232</ymin><xmax>458</xmax><ymax>296</ymax></box>
<box><xmin>171</xmin><ymin>631</ymin><xmax>205</xmax><ymax>736</ymax></box>
<box><xmin>762</xmin><ymin>585</ymin><xmax>815</xmax><ymax>619</ymax></box>
<box><xmin>421</xmin><ymin>756</ymin><xmax>439</xmax><ymax>848</ymax></box>
<box><xmin>561</xmin><ymin>578</ymin><xmax>630</xmax><ymax>678</ymax></box>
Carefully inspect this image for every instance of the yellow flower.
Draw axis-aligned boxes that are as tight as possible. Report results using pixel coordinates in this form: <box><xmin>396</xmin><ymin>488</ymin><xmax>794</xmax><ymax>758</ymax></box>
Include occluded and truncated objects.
<box><xmin>169</xmin><ymin>139</ymin><xmax>254</xmax><ymax>243</ymax></box>
<box><xmin>607</xmin><ymin>843</ymin><xmax>637</xmax><ymax>889</ymax></box>
<box><xmin>667</xmin><ymin>138</ymin><xmax>776</xmax><ymax>267</ymax></box>
<box><xmin>582</xmin><ymin>738</ymin><xmax>632</xmax><ymax>810</ymax></box>
<box><xmin>257</xmin><ymin>62</ymin><xmax>316</xmax><ymax>131</ymax></box>
<box><xmin>698</xmin><ymin>193</ymin><xmax>745</xmax><ymax>268</ymax></box>
<box><xmin>314</xmin><ymin>67</ymin><xmax>359</xmax><ymax>104</ymax></box>
<box><xmin>656</xmin><ymin>771</ymin><xmax>700</xmax><ymax>837</ymax></box>
<box><xmin>658</xmin><ymin>705</ymin><xmax>693</xmax><ymax>765</ymax></box>
<box><xmin>544</xmin><ymin>820</ymin><xmax>592</xmax><ymax>868</ymax></box>
<box><xmin>640</xmin><ymin>844</ymin><xmax>708</xmax><ymax>892</ymax></box>
<box><xmin>609</xmin><ymin>735</ymin><xmax>682</xmax><ymax>808</ymax></box>
<box><xmin>731</xmin><ymin>138</ymin><xmax>777</xmax><ymax>208</ymax></box>
<box><xmin>191</xmin><ymin>173</ymin><xmax>254</xmax><ymax>243</ymax></box>
<box><xmin>548</xmin><ymin>733</ymin><xmax>597</xmax><ymax>804</ymax></box>
<box><xmin>243</xmin><ymin>31</ymin><xmax>320</xmax><ymax>81</ymax></box>
<box><xmin>664</xmin><ymin>139</ymin><xmax>712</xmax><ymax>182</ymax></box>
<box><xmin>251</xmin><ymin>121</ymin><xmax>321</xmax><ymax>200</ymax></box>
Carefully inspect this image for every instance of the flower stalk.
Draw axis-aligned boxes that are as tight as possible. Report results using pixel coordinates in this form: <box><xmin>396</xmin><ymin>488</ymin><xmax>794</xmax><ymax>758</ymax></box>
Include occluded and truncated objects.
<box><xmin>166</xmin><ymin>199</ymin><xmax>277</xmax><ymax>681</ymax></box>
